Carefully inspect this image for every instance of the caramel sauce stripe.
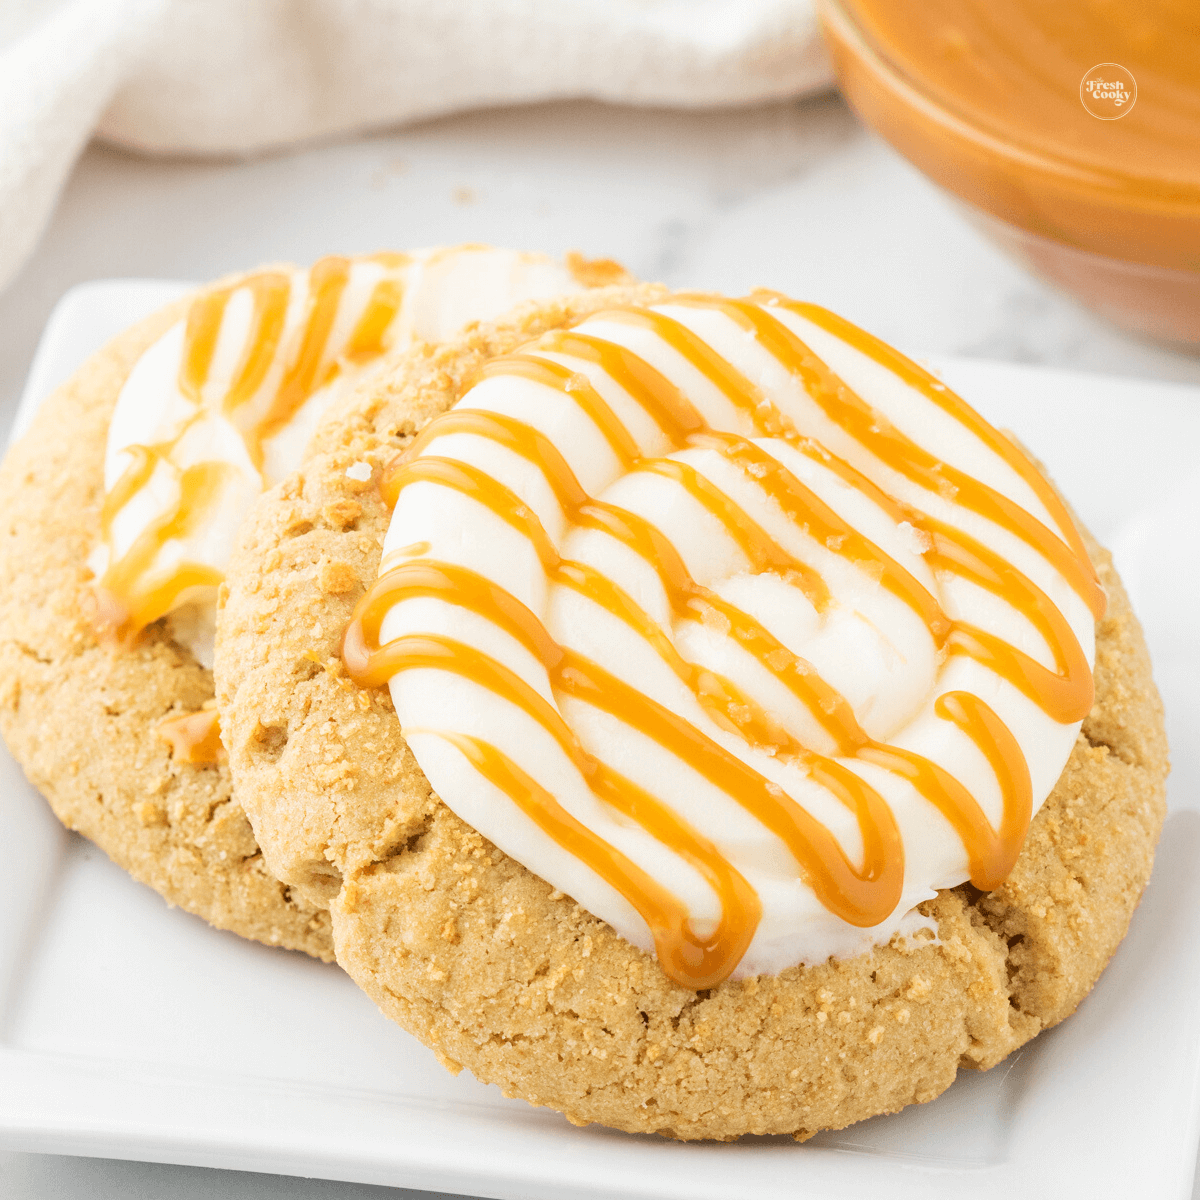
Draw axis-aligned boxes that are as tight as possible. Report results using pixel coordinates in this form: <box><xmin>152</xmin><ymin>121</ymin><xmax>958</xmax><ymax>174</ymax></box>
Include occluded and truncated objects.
<box><xmin>98</xmin><ymin>452</ymin><xmax>233</xmax><ymax>636</ymax></box>
<box><xmin>247</xmin><ymin>255</ymin><xmax>352</xmax><ymax>466</ymax></box>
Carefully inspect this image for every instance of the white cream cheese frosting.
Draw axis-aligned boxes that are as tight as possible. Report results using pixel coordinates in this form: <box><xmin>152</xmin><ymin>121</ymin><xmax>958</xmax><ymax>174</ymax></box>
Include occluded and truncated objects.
<box><xmin>91</xmin><ymin>246</ymin><xmax>584</xmax><ymax>667</ymax></box>
<box><xmin>346</xmin><ymin>291</ymin><xmax>1102</xmax><ymax>984</ymax></box>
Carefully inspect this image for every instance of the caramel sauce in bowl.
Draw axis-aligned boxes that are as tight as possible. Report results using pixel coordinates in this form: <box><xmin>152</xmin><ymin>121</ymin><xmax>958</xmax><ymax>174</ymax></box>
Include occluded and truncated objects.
<box><xmin>818</xmin><ymin>0</ymin><xmax>1200</xmax><ymax>346</ymax></box>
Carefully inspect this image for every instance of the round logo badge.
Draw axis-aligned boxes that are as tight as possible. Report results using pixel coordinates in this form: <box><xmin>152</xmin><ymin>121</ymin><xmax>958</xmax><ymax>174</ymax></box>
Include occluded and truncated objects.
<box><xmin>1080</xmin><ymin>63</ymin><xmax>1137</xmax><ymax>119</ymax></box>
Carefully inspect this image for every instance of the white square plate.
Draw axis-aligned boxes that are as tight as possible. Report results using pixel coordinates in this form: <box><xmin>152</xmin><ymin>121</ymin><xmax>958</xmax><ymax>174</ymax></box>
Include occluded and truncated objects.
<box><xmin>2</xmin><ymin>282</ymin><xmax>1199</xmax><ymax>1200</ymax></box>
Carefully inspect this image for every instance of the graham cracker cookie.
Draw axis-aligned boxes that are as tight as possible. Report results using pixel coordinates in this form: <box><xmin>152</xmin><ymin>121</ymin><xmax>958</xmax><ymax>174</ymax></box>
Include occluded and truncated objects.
<box><xmin>216</xmin><ymin>287</ymin><xmax>1167</xmax><ymax>1138</ymax></box>
<box><xmin>0</xmin><ymin>293</ymin><xmax>334</xmax><ymax>959</ymax></box>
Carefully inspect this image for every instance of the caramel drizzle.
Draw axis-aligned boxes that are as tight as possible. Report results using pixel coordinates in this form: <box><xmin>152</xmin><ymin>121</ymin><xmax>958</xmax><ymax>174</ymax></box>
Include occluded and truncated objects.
<box><xmin>388</xmin><ymin>407</ymin><xmax>831</xmax><ymax>611</ymax></box>
<box><xmin>674</xmin><ymin>293</ymin><xmax>1105</xmax><ymax>620</ymax></box>
<box><xmin>248</xmin><ymin>255</ymin><xmax>351</xmax><ymax>467</ymax></box>
<box><xmin>366</xmin><ymin>414</ymin><xmax>1026</xmax><ymax>911</ymax></box>
<box><xmin>346</xmin><ymin>563</ymin><xmax>760</xmax><ymax>989</ymax></box>
<box><xmin>180</xmin><ymin>271</ymin><xmax>291</xmax><ymax>413</ymax></box>
<box><xmin>157</xmin><ymin>707</ymin><xmax>224</xmax><ymax>766</ymax></box>
<box><xmin>593</xmin><ymin>299</ymin><xmax>1094</xmax><ymax>723</ymax></box>
<box><xmin>343</xmin><ymin>296</ymin><xmax>1096</xmax><ymax>987</ymax></box>
<box><xmin>97</xmin><ymin>254</ymin><xmax>408</xmax><ymax>648</ymax></box>
<box><xmin>442</xmin><ymin>733</ymin><xmax>757</xmax><ymax>990</ymax></box>
<box><xmin>94</xmin><ymin>445</ymin><xmax>229</xmax><ymax>636</ymax></box>
<box><xmin>349</xmin><ymin>559</ymin><xmax>906</xmax><ymax>925</ymax></box>
<box><xmin>345</xmin><ymin>276</ymin><xmax>406</xmax><ymax>364</ymax></box>
<box><xmin>776</xmin><ymin>295</ymin><xmax>1102</xmax><ymax>613</ymax></box>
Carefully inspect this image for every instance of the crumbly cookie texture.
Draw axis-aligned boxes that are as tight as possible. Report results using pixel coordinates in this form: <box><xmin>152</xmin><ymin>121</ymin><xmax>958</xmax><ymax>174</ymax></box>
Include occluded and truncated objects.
<box><xmin>216</xmin><ymin>287</ymin><xmax>1168</xmax><ymax>1140</ymax></box>
<box><xmin>0</xmin><ymin>295</ymin><xmax>333</xmax><ymax>961</ymax></box>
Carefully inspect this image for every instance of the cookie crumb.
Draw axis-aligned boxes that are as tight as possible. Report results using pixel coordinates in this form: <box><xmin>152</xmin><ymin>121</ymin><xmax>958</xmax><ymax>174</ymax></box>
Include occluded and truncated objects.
<box><xmin>322</xmin><ymin>499</ymin><xmax>362</xmax><ymax>529</ymax></box>
<box><xmin>283</xmin><ymin>512</ymin><xmax>314</xmax><ymax>538</ymax></box>
<box><xmin>135</xmin><ymin>801</ymin><xmax>168</xmax><ymax>827</ymax></box>
<box><xmin>905</xmin><ymin>976</ymin><xmax>931</xmax><ymax>1001</ymax></box>
<box><xmin>318</xmin><ymin>559</ymin><xmax>358</xmax><ymax>595</ymax></box>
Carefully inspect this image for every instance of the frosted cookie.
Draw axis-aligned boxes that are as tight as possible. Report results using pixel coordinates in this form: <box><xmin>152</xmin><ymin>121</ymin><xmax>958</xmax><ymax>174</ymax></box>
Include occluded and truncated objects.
<box><xmin>216</xmin><ymin>287</ymin><xmax>1167</xmax><ymax>1136</ymax></box>
<box><xmin>0</xmin><ymin>247</ymin><xmax>618</xmax><ymax>957</ymax></box>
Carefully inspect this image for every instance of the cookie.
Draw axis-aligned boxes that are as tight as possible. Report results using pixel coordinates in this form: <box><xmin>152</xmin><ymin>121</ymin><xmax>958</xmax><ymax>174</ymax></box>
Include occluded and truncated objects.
<box><xmin>216</xmin><ymin>286</ymin><xmax>1167</xmax><ymax>1138</ymax></box>
<box><xmin>0</xmin><ymin>298</ymin><xmax>333</xmax><ymax>957</ymax></box>
<box><xmin>0</xmin><ymin>248</ymin><xmax>615</xmax><ymax>958</ymax></box>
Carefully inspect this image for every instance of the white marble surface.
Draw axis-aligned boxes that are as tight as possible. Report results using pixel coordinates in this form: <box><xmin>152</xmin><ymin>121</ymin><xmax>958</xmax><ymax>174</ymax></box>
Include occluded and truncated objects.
<box><xmin>2</xmin><ymin>91</ymin><xmax>1198</xmax><ymax>1199</ymax></box>
<box><xmin>3</xmin><ymin>92</ymin><xmax>1200</xmax><ymax>430</ymax></box>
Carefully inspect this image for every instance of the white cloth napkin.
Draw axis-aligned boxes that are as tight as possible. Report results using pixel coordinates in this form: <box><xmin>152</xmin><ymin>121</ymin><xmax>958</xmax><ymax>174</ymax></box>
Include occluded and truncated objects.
<box><xmin>0</xmin><ymin>0</ymin><xmax>832</xmax><ymax>294</ymax></box>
